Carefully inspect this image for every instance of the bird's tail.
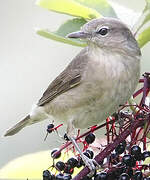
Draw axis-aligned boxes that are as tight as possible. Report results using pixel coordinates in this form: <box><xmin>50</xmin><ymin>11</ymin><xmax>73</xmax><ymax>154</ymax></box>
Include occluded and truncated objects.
<box><xmin>4</xmin><ymin>115</ymin><xmax>30</xmax><ymax>136</ymax></box>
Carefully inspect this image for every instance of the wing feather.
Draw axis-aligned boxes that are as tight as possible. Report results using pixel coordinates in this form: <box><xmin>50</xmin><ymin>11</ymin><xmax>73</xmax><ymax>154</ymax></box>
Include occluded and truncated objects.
<box><xmin>37</xmin><ymin>48</ymin><xmax>88</xmax><ymax>106</ymax></box>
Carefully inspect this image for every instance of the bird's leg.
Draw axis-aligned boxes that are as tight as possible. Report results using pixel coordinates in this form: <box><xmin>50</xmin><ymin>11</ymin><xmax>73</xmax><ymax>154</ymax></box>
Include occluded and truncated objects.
<box><xmin>69</xmin><ymin>136</ymin><xmax>100</xmax><ymax>173</ymax></box>
<box><xmin>67</xmin><ymin>120</ymin><xmax>100</xmax><ymax>175</ymax></box>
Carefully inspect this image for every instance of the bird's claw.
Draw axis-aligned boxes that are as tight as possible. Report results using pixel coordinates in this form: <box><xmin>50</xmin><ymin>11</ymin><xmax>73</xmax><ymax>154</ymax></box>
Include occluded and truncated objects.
<box><xmin>82</xmin><ymin>155</ymin><xmax>100</xmax><ymax>176</ymax></box>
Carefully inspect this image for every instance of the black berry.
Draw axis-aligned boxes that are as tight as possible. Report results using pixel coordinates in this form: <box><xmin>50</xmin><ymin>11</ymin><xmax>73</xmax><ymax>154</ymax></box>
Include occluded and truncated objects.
<box><xmin>133</xmin><ymin>171</ymin><xmax>143</xmax><ymax>180</ymax></box>
<box><xmin>55</xmin><ymin>161</ymin><xmax>65</xmax><ymax>171</ymax></box>
<box><xmin>55</xmin><ymin>173</ymin><xmax>64</xmax><ymax>180</ymax></box>
<box><xmin>142</xmin><ymin>151</ymin><xmax>150</xmax><ymax>160</ymax></box>
<box><xmin>110</xmin><ymin>153</ymin><xmax>119</xmax><ymax>165</ymax></box>
<box><xmin>64</xmin><ymin>164</ymin><xmax>74</xmax><ymax>174</ymax></box>
<box><xmin>119</xmin><ymin>173</ymin><xmax>130</xmax><ymax>180</ymax></box>
<box><xmin>122</xmin><ymin>154</ymin><xmax>136</xmax><ymax>167</ymax></box>
<box><xmin>107</xmin><ymin>171</ymin><xmax>117</xmax><ymax>180</ymax></box>
<box><xmin>51</xmin><ymin>149</ymin><xmax>61</xmax><ymax>159</ymax></box>
<box><xmin>143</xmin><ymin>178</ymin><xmax>150</xmax><ymax>180</ymax></box>
<box><xmin>63</xmin><ymin>174</ymin><xmax>72</xmax><ymax>180</ymax></box>
<box><xmin>67</xmin><ymin>157</ymin><xmax>78</xmax><ymax>168</ymax></box>
<box><xmin>43</xmin><ymin>170</ymin><xmax>51</xmax><ymax>179</ymax></box>
<box><xmin>47</xmin><ymin>124</ymin><xmax>54</xmax><ymax>133</ymax></box>
<box><xmin>86</xmin><ymin>149</ymin><xmax>94</xmax><ymax>159</ymax></box>
<box><xmin>131</xmin><ymin>145</ymin><xmax>142</xmax><ymax>161</ymax></box>
<box><xmin>51</xmin><ymin>174</ymin><xmax>56</xmax><ymax>180</ymax></box>
<box><xmin>64</xmin><ymin>133</ymin><xmax>69</xmax><ymax>141</ymax></box>
<box><xmin>83</xmin><ymin>152</ymin><xmax>91</xmax><ymax>159</ymax></box>
<box><xmin>115</xmin><ymin>143</ymin><xmax>126</xmax><ymax>155</ymax></box>
<box><xmin>131</xmin><ymin>145</ymin><xmax>141</xmax><ymax>156</ymax></box>
<box><xmin>114</xmin><ymin>169</ymin><xmax>124</xmax><ymax>177</ymax></box>
<box><xmin>94</xmin><ymin>172</ymin><xmax>107</xmax><ymax>180</ymax></box>
<box><xmin>85</xmin><ymin>133</ymin><xmax>95</xmax><ymax>144</ymax></box>
<box><xmin>76</xmin><ymin>157</ymin><xmax>84</xmax><ymax>168</ymax></box>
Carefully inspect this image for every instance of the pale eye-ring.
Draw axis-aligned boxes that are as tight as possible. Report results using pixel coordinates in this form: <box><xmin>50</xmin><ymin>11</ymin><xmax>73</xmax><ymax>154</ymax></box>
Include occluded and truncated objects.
<box><xmin>96</xmin><ymin>27</ymin><xmax>109</xmax><ymax>36</ymax></box>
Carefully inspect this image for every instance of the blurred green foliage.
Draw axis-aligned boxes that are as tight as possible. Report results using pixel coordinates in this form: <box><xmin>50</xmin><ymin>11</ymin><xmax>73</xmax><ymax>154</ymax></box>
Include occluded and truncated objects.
<box><xmin>36</xmin><ymin>0</ymin><xmax>150</xmax><ymax>48</ymax></box>
<box><xmin>36</xmin><ymin>0</ymin><xmax>117</xmax><ymax>46</ymax></box>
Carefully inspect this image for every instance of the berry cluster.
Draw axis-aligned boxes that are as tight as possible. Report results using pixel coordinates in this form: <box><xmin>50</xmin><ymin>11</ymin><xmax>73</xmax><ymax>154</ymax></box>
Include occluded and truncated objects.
<box><xmin>43</xmin><ymin>142</ymin><xmax>150</xmax><ymax>180</ymax></box>
<box><xmin>43</xmin><ymin>73</ymin><xmax>150</xmax><ymax>180</ymax></box>
<box><xmin>43</xmin><ymin>133</ymin><xmax>96</xmax><ymax>180</ymax></box>
<box><xmin>106</xmin><ymin>144</ymin><xmax>150</xmax><ymax>180</ymax></box>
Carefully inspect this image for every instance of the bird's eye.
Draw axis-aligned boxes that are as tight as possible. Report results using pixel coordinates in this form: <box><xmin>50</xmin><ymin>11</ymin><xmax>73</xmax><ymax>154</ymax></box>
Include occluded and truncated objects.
<box><xmin>97</xmin><ymin>27</ymin><xmax>108</xmax><ymax>36</ymax></box>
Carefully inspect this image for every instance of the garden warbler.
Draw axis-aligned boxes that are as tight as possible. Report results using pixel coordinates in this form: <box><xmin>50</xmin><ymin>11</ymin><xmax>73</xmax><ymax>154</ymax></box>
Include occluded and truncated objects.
<box><xmin>4</xmin><ymin>17</ymin><xmax>141</xmax><ymax>170</ymax></box>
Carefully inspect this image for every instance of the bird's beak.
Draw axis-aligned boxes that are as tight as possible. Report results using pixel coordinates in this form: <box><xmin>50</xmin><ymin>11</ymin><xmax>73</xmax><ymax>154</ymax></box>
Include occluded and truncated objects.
<box><xmin>67</xmin><ymin>31</ymin><xmax>89</xmax><ymax>39</ymax></box>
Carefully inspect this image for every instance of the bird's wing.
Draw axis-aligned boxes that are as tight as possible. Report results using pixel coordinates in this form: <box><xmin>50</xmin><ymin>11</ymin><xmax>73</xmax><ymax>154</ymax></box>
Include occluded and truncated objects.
<box><xmin>37</xmin><ymin>48</ymin><xmax>88</xmax><ymax>106</ymax></box>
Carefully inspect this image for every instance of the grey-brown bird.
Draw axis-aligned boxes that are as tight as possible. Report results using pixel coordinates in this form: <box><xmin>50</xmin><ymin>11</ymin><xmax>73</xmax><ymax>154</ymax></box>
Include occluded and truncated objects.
<box><xmin>4</xmin><ymin>17</ymin><xmax>141</xmax><ymax>170</ymax></box>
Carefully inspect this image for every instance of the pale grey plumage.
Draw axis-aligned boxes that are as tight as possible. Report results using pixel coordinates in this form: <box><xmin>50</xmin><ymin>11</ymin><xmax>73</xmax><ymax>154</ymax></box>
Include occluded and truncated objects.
<box><xmin>4</xmin><ymin>17</ymin><xmax>141</xmax><ymax>137</ymax></box>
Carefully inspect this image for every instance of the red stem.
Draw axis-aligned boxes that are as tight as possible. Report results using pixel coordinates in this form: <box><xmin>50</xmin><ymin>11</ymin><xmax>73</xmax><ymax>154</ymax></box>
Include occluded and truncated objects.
<box><xmin>53</xmin><ymin>120</ymin><xmax>115</xmax><ymax>158</ymax></box>
<box><xmin>72</xmin><ymin>119</ymin><xmax>144</xmax><ymax>180</ymax></box>
<box><xmin>133</xmin><ymin>87</ymin><xmax>143</xmax><ymax>98</ymax></box>
<box><xmin>106</xmin><ymin>118</ymin><xmax>110</xmax><ymax>144</ymax></box>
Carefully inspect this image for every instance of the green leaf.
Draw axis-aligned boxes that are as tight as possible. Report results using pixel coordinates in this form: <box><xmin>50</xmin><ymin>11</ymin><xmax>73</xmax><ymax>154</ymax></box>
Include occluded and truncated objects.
<box><xmin>137</xmin><ymin>26</ymin><xmax>150</xmax><ymax>48</ymax></box>
<box><xmin>36</xmin><ymin>0</ymin><xmax>101</xmax><ymax>19</ymax></box>
<box><xmin>75</xmin><ymin>0</ymin><xmax>117</xmax><ymax>17</ymax></box>
<box><xmin>141</xmin><ymin>13</ymin><xmax>150</xmax><ymax>27</ymax></box>
<box><xmin>135</xmin><ymin>13</ymin><xmax>150</xmax><ymax>34</ymax></box>
<box><xmin>144</xmin><ymin>0</ymin><xmax>150</xmax><ymax>12</ymax></box>
<box><xmin>36</xmin><ymin>18</ymin><xmax>87</xmax><ymax>47</ymax></box>
<box><xmin>134</xmin><ymin>0</ymin><xmax>150</xmax><ymax>35</ymax></box>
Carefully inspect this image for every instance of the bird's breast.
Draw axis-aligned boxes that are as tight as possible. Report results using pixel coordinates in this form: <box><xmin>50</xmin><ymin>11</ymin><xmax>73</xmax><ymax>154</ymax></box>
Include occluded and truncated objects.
<box><xmin>44</xmin><ymin>49</ymin><xmax>140</xmax><ymax>129</ymax></box>
<box><xmin>72</xmin><ymin>50</ymin><xmax>140</xmax><ymax>128</ymax></box>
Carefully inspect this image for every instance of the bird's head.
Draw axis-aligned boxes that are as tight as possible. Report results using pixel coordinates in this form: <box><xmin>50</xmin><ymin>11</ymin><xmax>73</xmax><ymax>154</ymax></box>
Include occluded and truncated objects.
<box><xmin>67</xmin><ymin>17</ymin><xmax>141</xmax><ymax>57</ymax></box>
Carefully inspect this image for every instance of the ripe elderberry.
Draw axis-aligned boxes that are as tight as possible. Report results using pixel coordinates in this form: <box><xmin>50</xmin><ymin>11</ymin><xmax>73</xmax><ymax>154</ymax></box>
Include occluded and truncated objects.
<box><xmin>43</xmin><ymin>169</ymin><xmax>50</xmax><ymax>176</ymax></box>
<box><xmin>43</xmin><ymin>170</ymin><xmax>52</xmax><ymax>180</ymax></box>
<box><xmin>94</xmin><ymin>171</ymin><xmax>107</xmax><ymax>180</ymax></box>
<box><xmin>83</xmin><ymin>151</ymin><xmax>91</xmax><ymax>159</ymax></box>
<box><xmin>131</xmin><ymin>145</ymin><xmax>141</xmax><ymax>156</ymax></box>
<box><xmin>115</xmin><ymin>143</ymin><xmax>126</xmax><ymax>155</ymax></box>
<box><xmin>51</xmin><ymin>149</ymin><xmax>61</xmax><ymax>159</ymax></box>
<box><xmin>55</xmin><ymin>161</ymin><xmax>65</xmax><ymax>171</ymax></box>
<box><xmin>64</xmin><ymin>133</ymin><xmax>69</xmax><ymax>141</ymax></box>
<box><xmin>55</xmin><ymin>173</ymin><xmax>64</xmax><ymax>180</ymax></box>
<box><xmin>47</xmin><ymin>124</ymin><xmax>54</xmax><ymax>133</ymax></box>
<box><xmin>64</xmin><ymin>164</ymin><xmax>74</xmax><ymax>174</ymax></box>
<box><xmin>110</xmin><ymin>152</ymin><xmax>119</xmax><ymax>165</ymax></box>
<box><xmin>85</xmin><ymin>133</ymin><xmax>95</xmax><ymax>144</ymax></box>
<box><xmin>107</xmin><ymin>171</ymin><xmax>117</xmax><ymax>180</ymax></box>
<box><xmin>113</xmin><ymin>167</ymin><xmax>124</xmax><ymax>177</ymax></box>
<box><xmin>122</xmin><ymin>154</ymin><xmax>136</xmax><ymax>167</ymax></box>
<box><xmin>142</xmin><ymin>151</ymin><xmax>150</xmax><ymax>160</ymax></box>
<box><xmin>119</xmin><ymin>173</ymin><xmax>130</xmax><ymax>180</ymax></box>
<box><xmin>86</xmin><ymin>149</ymin><xmax>94</xmax><ymax>159</ymax></box>
<box><xmin>133</xmin><ymin>171</ymin><xmax>143</xmax><ymax>180</ymax></box>
<box><xmin>76</xmin><ymin>157</ymin><xmax>84</xmax><ymax>168</ymax></box>
<box><xmin>67</xmin><ymin>157</ymin><xmax>78</xmax><ymax>168</ymax></box>
<box><xmin>143</xmin><ymin>177</ymin><xmax>150</xmax><ymax>180</ymax></box>
<box><xmin>131</xmin><ymin>145</ymin><xmax>142</xmax><ymax>161</ymax></box>
<box><xmin>63</xmin><ymin>174</ymin><xmax>72</xmax><ymax>180</ymax></box>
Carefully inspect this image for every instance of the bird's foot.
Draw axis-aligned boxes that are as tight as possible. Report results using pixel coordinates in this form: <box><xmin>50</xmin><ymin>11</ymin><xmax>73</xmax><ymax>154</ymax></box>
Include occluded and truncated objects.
<box><xmin>82</xmin><ymin>154</ymin><xmax>100</xmax><ymax>176</ymax></box>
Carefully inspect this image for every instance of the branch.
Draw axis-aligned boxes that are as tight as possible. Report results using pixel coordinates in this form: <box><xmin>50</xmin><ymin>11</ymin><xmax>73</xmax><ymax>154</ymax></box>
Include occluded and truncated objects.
<box><xmin>72</xmin><ymin>119</ymin><xmax>144</xmax><ymax>180</ymax></box>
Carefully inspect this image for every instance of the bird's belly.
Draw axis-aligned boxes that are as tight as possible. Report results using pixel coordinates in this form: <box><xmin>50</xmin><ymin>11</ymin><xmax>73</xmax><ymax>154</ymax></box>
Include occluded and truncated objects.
<box><xmin>45</xmin><ymin>75</ymin><xmax>135</xmax><ymax>129</ymax></box>
<box><xmin>72</xmin><ymin>82</ymin><xmax>130</xmax><ymax>129</ymax></box>
<box><xmin>44</xmin><ymin>54</ymin><xmax>140</xmax><ymax>129</ymax></box>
